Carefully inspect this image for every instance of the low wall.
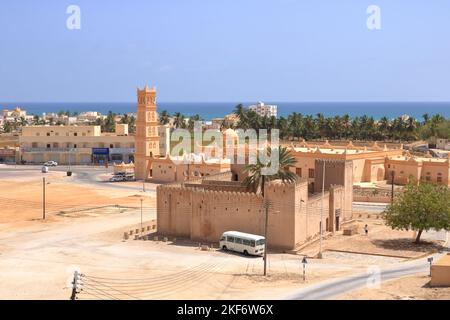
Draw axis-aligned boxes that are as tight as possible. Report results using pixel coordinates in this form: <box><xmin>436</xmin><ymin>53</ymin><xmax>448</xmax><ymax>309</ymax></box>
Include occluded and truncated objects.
<box><xmin>353</xmin><ymin>187</ymin><xmax>393</xmax><ymax>203</ymax></box>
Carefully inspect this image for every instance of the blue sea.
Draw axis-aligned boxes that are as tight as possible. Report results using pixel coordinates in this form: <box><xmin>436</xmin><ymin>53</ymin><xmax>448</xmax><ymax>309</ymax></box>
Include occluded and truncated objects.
<box><xmin>0</xmin><ymin>102</ymin><xmax>449</xmax><ymax>120</ymax></box>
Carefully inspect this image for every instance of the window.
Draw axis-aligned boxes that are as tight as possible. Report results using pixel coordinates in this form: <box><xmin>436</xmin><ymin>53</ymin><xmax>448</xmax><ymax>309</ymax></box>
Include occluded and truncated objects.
<box><xmin>110</xmin><ymin>144</ymin><xmax>114</xmax><ymax>148</ymax></box>
<box><xmin>74</xmin><ymin>132</ymin><xmax>78</xmax><ymax>136</ymax></box>
<box><xmin>31</xmin><ymin>142</ymin><xmax>38</xmax><ymax>148</ymax></box>
<box><xmin>309</xmin><ymin>168</ymin><xmax>315</xmax><ymax>179</ymax></box>
<box><xmin>82</xmin><ymin>133</ymin><xmax>86</xmax><ymax>136</ymax></box>
<box><xmin>46</xmin><ymin>132</ymin><xmax>50</xmax><ymax>136</ymax></box>
<box><xmin>235</xmin><ymin>238</ymin><xmax>243</xmax><ymax>244</ymax></box>
<box><xmin>73</xmin><ymin>144</ymin><xmax>77</xmax><ymax>149</ymax></box>
<box><xmin>55</xmin><ymin>132</ymin><xmax>59</xmax><ymax>136</ymax></box>
<box><xmin>250</xmin><ymin>240</ymin><xmax>255</xmax><ymax>247</ymax></box>
<box><xmin>296</xmin><ymin>168</ymin><xmax>302</xmax><ymax>177</ymax></box>
<box><xmin>388</xmin><ymin>164</ymin><xmax>391</xmax><ymax>169</ymax></box>
<box><xmin>256</xmin><ymin>239</ymin><xmax>265</xmax><ymax>246</ymax></box>
<box><xmin>426</xmin><ymin>176</ymin><xmax>431</xmax><ymax>181</ymax></box>
<box><xmin>36</xmin><ymin>133</ymin><xmax>40</xmax><ymax>136</ymax></box>
<box><xmin>437</xmin><ymin>176</ymin><xmax>443</xmax><ymax>183</ymax></box>
<box><xmin>46</xmin><ymin>144</ymin><xmax>51</xmax><ymax>149</ymax></box>
<box><xmin>242</xmin><ymin>239</ymin><xmax>251</xmax><ymax>246</ymax></box>
<box><xmin>226</xmin><ymin>236</ymin><xmax>234</xmax><ymax>243</ymax></box>
<box><xmin>53</xmin><ymin>143</ymin><xmax>59</xmax><ymax>148</ymax></box>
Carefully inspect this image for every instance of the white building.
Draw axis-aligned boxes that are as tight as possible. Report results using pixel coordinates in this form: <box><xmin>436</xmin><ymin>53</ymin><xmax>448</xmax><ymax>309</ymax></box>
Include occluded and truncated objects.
<box><xmin>248</xmin><ymin>102</ymin><xmax>277</xmax><ymax>118</ymax></box>
<box><xmin>437</xmin><ymin>138</ymin><xmax>450</xmax><ymax>151</ymax></box>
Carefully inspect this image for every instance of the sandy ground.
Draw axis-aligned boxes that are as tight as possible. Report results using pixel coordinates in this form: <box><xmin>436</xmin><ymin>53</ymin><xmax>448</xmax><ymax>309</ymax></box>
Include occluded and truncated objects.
<box><xmin>299</xmin><ymin>219</ymin><xmax>446</xmax><ymax>259</ymax></box>
<box><xmin>338</xmin><ymin>275</ymin><xmax>450</xmax><ymax>300</ymax></box>
<box><xmin>0</xmin><ymin>167</ymin><xmax>445</xmax><ymax>300</ymax></box>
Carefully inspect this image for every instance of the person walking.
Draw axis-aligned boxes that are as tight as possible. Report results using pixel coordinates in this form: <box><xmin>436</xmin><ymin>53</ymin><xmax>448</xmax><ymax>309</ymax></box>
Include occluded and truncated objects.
<box><xmin>364</xmin><ymin>224</ymin><xmax>369</xmax><ymax>236</ymax></box>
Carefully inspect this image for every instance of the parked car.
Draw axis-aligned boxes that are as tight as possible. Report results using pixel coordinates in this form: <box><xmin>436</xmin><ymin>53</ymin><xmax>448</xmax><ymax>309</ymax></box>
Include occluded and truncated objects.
<box><xmin>41</xmin><ymin>166</ymin><xmax>49</xmax><ymax>173</ymax></box>
<box><xmin>44</xmin><ymin>161</ymin><xmax>58</xmax><ymax>167</ymax></box>
<box><xmin>114</xmin><ymin>172</ymin><xmax>135</xmax><ymax>181</ymax></box>
<box><xmin>109</xmin><ymin>175</ymin><xmax>126</xmax><ymax>182</ymax></box>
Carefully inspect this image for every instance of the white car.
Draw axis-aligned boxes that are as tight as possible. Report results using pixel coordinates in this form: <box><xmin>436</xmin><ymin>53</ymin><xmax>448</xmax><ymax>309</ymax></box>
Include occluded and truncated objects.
<box><xmin>44</xmin><ymin>161</ymin><xmax>58</xmax><ymax>167</ymax></box>
<box><xmin>41</xmin><ymin>166</ymin><xmax>49</xmax><ymax>173</ymax></box>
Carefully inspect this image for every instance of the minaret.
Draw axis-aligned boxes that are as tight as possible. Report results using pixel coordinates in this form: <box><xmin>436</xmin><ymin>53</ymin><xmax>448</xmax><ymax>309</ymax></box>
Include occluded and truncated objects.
<box><xmin>135</xmin><ymin>85</ymin><xmax>159</xmax><ymax>180</ymax></box>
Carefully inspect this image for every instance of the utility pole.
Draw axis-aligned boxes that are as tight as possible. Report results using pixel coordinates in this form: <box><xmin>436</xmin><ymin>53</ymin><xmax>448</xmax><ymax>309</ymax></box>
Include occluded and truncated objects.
<box><xmin>263</xmin><ymin>200</ymin><xmax>269</xmax><ymax>276</ymax></box>
<box><xmin>42</xmin><ymin>177</ymin><xmax>46</xmax><ymax>220</ymax></box>
<box><xmin>70</xmin><ymin>270</ymin><xmax>80</xmax><ymax>300</ymax></box>
<box><xmin>140</xmin><ymin>198</ymin><xmax>143</xmax><ymax>236</ymax></box>
<box><xmin>301</xmin><ymin>199</ymin><xmax>307</xmax><ymax>240</ymax></box>
<box><xmin>318</xmin><ymin>160</ymin><xmax>326</xmax><ymax>259</ymax></box>
<box><xmin>391</xmin><ymin>170</ymin><xmax>395</xmax><ymax>204</ymax></box>
<box><xmin>142</xmin><ymin>180</ymin><xmax>146</xmax><ymax>192</ymax></box>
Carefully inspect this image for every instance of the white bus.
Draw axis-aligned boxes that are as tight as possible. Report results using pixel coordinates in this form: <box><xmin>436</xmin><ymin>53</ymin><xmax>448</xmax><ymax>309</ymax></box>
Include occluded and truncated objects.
<box><xmin>219</xmin><ymin>231</ymin><xmax>265</xmax><ymax>256</ymax></box>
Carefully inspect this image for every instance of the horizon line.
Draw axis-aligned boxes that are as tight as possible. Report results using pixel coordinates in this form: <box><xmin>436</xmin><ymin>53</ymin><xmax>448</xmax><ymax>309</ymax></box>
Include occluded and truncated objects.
<box><xmin>2</xmin><ymin>100</ymin><xmax>450</xmax><ymax>104</ymax></box>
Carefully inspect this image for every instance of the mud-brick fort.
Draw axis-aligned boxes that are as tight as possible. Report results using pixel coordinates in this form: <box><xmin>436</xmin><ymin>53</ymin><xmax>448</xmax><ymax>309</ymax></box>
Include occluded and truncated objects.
<box><xmin>156</xmin><ymin>160</ymin><xmax>353</xmax><ymax>250</ymax></box>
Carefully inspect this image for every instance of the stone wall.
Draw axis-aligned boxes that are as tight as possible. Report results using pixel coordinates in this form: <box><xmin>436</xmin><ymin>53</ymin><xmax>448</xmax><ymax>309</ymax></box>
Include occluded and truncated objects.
<box><xmin>157</xmin><ymin>178</ymin><xmax>350</xmax><ymax>250</ymax></box>
<box><xmin>353</xmin><ymin>186</ymin><xmax>393</xmax><ymax>203</ymax></box>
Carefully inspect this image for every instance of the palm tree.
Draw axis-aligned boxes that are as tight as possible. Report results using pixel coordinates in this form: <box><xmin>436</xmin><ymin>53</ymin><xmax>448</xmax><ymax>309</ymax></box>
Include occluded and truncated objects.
<box><xmin>243</xmin><ymin>147</ymin><xmax>297</xmax><ymax>197</ymax></box>
<box><xmin>173</xmin><ymin>112</ymin><xmax>185</xmax><ymax>129</ymax></box>
<box><xmin>188</xmin><ymin>114</ymin><xmax>202</xmax><ymax>130</ymax></box>
<box><xmin>32</xmin><ymin>115</ymin><xmax>40</xmax><ymax>125</ymax></box>
<box><xmin>159</xmin><ymin>110</ymin><xmax>170</xmax><ymax>125</ymax></box>
<box><xmin>378</xmin><ymin>116</ymin><xmax>390</xmax><ymax>141</ymax></box>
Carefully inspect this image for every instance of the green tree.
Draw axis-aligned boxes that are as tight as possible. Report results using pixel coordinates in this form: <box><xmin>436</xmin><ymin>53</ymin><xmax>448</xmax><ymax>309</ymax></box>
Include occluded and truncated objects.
<box><xmin>384</xmin><ymin>181</ymin><xmax>450</xmax><ymax>243</ymax></box>
<box><xmin>103</xmin><ymin>111</ymin><xmax>116</xmax><ymax>132</ymax></box>
<box><xmin>187</xmin><ymin>114</ymin><xmax>203</xmax><ymax>131</ymax></box>
<box><xmin>172</xmin><ymin>112</ymin><xmax>185</xmax><ymax>129</ymax></box>
<box><xmin>243</xmin><ymin>146</ymin><xmax>297</xmax><ymax>197</ymax></box>
<box><xmin>3</xmin><ymin>121</ymin><xmax>12</xmax><ymax>133</ymax></box>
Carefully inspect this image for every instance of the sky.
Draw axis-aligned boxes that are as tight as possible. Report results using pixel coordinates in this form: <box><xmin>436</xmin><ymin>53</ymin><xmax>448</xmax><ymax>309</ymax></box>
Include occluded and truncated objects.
<box><xmin>0</xmin><ymin>0</ymin><xmax>449</xmax><ymax>103</ymax></box>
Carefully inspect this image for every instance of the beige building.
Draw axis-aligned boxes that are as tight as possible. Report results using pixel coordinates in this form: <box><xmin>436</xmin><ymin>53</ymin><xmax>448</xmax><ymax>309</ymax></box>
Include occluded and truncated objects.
<box><xmin>431</xmin><ymin>253</ymin><xmax>450</xmax><ymax>287</ymax></box>
<box><xmin>19</xmin><ymin>124</ymin><xmax>134</xmax><ymax>164</ymax></box>
<box><xmin>148</xmin><ymin>154</ymin><xmax>232</xmax><ymax>183</ymax></box>
<box><xmin>288</xmin><ymin>140</ymin><xmax>450</xmax><ymax>187</ymax></box>
<box><xmin>386</xmin><ymin>152</ymin><xmax>450</xmax><ymax>185</ymax></box>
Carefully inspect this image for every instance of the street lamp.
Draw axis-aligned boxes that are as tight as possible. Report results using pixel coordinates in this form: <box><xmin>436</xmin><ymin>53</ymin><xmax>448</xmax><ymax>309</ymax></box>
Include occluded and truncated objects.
<box><xmin>42</xmin><ymin>177</ymin><xmax>50</xmax><ymax>219</ymax></box>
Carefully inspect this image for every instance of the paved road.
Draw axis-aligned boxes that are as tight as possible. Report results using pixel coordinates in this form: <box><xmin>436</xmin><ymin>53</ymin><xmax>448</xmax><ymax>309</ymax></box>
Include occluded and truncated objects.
<box><xmin>0</xmin><ymin>164</ymin><xmax>155</xmax><ymax>193</ymax></box>
<box><xmin>353</xmin><ymin>202</ymin><xmax>387</xmax><ymax>213</ymax></box>
<box><xmin>285</xmin><ymin>234</ymin><xmax>449</xmax><ymax>300</ymax></box>
<box><xmin>284</xmin><ymin>260</ymin><xmax>430</xmax><ymax>300</ymax></box>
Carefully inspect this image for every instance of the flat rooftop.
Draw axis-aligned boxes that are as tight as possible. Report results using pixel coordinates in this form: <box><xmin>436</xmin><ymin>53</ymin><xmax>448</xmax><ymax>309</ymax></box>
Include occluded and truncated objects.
<box><xmin>435</xmin><ymin>254</ymin><xmax>450</xmax><ymax>266</ymax></box>
<box><xmin>292</xmin><ymin>146</ymin><xmax>376</xmax><ymax>155</ymax></box>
